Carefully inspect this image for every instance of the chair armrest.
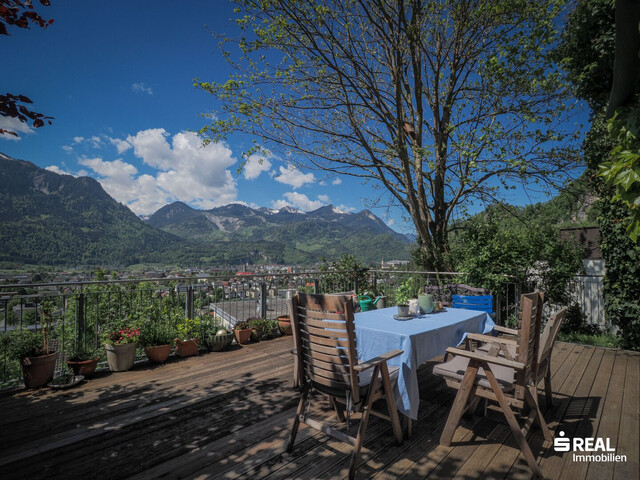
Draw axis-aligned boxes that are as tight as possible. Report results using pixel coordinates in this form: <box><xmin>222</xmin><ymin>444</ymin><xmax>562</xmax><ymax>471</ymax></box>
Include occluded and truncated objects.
<box><xmin>445</xmin><ymin>347</ymin><xmax>524</xmax><ymax>370</ymax></box>
<box><xmin>493</xmin><ymin>325</ymin><xmax>518</xmax><ymax>336</ymax></box>
<box><xmin>466</xmin><ymin>333</ymin><xmax>518</xmax><ymax>346</ymax></box>
<box><xmin>354</xmin><ymin>349</ymin><xmax>403</xmax><ymax>372</ymax></box>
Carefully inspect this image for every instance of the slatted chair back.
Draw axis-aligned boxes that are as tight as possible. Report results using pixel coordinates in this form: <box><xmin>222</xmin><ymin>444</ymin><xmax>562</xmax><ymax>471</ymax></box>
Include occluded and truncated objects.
<box><xmin>290</xmin><ymin>292</ymin><xmax>362</xmax><ymax>406</ymax></box>
<box><xmin>513</xmin><ymin>292</ymin><xmax>541</xmax><ymax>401</ymax></box>
<box><xmin>539</xmin><ymin>307</ymin><xmax>567</xmax><ymax>366</ymax></box>
<box><xmin>451</xmin><ymin>294</ymin><xmax>494</xmax><ymax>314</ymax></box>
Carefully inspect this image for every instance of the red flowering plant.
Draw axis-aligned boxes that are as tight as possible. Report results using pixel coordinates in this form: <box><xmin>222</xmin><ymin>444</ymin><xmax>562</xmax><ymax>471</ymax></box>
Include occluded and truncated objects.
<box><xmin>104</xmin><ymin>326</ymin><xmax>141</xmax><ymax>345</ymax></box>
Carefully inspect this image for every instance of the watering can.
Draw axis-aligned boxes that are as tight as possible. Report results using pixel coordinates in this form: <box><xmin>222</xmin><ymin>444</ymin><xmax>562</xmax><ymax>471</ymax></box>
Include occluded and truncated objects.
<box><xmin>358</xmin><ymin>295</ymin><xmax>385</xmax><ymax>312</ymax></box>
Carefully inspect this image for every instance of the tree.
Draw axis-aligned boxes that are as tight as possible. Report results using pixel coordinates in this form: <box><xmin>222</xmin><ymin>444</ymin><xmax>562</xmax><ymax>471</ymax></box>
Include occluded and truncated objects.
<box><xmin>1</xmin><ymin>0</ymin><xmax>54</xmax><ymax>137</ymax></box>
<box><xmin>559</xmin><ymin>0</ymin><xmax>640</xmax><ymax>350</ymax></box>
<box><xmin>197</xmin><ymin>0</ymin><xmax>581</xmax><ymax>270</ymax></box>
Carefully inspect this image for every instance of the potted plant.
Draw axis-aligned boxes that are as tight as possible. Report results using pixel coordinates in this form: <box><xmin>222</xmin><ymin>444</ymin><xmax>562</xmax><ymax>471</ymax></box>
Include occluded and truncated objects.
<box><xmin>247</xmin><ymin>317</ymin><xmax>268</xmax><ymax>342</ymax></box>
<box><xmin>203</xmin><ymin>327</ymin><xmax>235</xmax><ymax>352</ymax></box>
<box><xmin>1</xmin><ymin>299</ymin><xmax>58</xmax><ymax>388</ymax></box>
<box><xmin>175</xmin><ymin>317</ymin><xmax>200</xmax><ymax>357</ymax></box>
<box><xmin>395</xmin><ymin>281</ymin><xmax>413</xmax><ymax>317</ymax></box>
<box><xmin>233</xmin><ymin>321</ymin><xmax>253</xmax><ymax>345</ymax></box>
<box><xmin>66</xmin><ymin>344</ymin><xmax>102</xmax><ymax>377</ymax></box>
<box><xmin>48</xmin><ymin>364</ymin><xmax>84</xmax><ymax>389</ymax></box>
<box><xmin>104</xmin><ymin>325</ymin><xmax>140</xmax><ymax>372</ymax></box>
<box><xmin>262</xmin><ymin>319</ymin><xmax>280</xmax><ymax>339</ymax></box>
<box><xmin>277</xmin><ymin>315</ymin><xmax>292</xmax><ymax>336</ymax></box>
<box><xmin>139</xmin><ymin>320</ymin><xmax>176</xmax><ymax>363</ymax></box>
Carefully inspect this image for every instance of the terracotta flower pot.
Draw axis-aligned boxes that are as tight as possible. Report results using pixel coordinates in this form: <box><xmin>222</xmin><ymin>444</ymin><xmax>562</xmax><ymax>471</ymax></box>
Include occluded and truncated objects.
<box><xmin>144</xmin><ymin>344</ymin><xmax>172</xmax><ymax>363</ymax></box>
<box><xmin>175</xmin><ymin>339</ymin><xmax>199</xmax><ymax>357</ymax></box>
<box><xmin>234</xmin><ymin>328</ymin><xmax>253</xmax><ymax>345</ymax></box>
<box><xmin>67</xmin><ymin>357</ymin><xmax>100</xmax><ymax>377</ymax></box>
<box><xmin>105</xmin><ymin>343</ymin><xmax>137</xmax><ymax>372</ymax></box>
<box><xmin>21</xmin><ymin>351</ymin><xmax>58</xmax><ymax>389</ymax></box>
<box><xmin>277</xmin><ymin>315</ymin><xmax>292</xmax><ymax>336</ymax></box>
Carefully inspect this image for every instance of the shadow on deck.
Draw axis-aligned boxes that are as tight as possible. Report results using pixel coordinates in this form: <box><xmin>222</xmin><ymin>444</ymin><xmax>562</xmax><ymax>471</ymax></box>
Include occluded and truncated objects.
<box><xmin>0</xmin><ymin>338</ymin><xmax>637</xmax><ymax>479</ymax></box>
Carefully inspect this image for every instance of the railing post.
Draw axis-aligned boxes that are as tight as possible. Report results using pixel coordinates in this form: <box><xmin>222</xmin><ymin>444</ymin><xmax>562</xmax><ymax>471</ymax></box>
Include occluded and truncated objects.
<box><xmin>185</xmin><ymin>286</ymin><xmax>194</xmax><ymax>319</ymax></box>
<box><xmin>259</xmin><ymin>282</ymin><xmax>268</xmax><ymax>318</ymax></box>
<box><xmin>76</xmin><ymin>290</ymin><xmax>85</xmax><ymax>348</ymax></box>
<box><xmin>314</xmin><ymin>278</ymin><xmax>319</xmax><ymax>294</ymax></box>
<box><xmin>353</xmin><ymin>276</ymin><xmax>359</xmax><ymax>295</ymax></box>
<box><xmin>371</xmin><ymin>271</ymin><xmax>378</xmax><ymax>295</ymax></box>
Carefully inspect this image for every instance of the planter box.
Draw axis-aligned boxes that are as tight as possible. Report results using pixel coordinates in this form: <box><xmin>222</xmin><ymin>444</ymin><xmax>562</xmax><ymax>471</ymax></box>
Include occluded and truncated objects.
<box><xmin>105</xmin><ymin>343</ymin><xmax>137</xmax><ymax>372</ymax></box>
<box><xmin>278</xmin><ymin>315</ymin><xmax>292</xmax><ymax>336</ymax></box>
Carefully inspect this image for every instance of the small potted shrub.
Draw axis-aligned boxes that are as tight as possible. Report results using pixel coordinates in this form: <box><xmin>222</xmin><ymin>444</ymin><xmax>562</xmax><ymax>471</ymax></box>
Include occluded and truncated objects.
<box><xmin>175</xmin><ymin>317</ymin><xmax>200</xmax><ymax>357</ymax></box>
<box><xmin>395</xmin><ymin>281</ymin><xmax>413</xmax><ymax>317</ymax></box>
<box><xmin>67</xmin><ymin>344</ymin><xmax>102</xmax><ymax>377</ymax></box>
<box><xmin>139</xmin><ymin>320</ymin><xmax>176</xmax><ymax>363</ymax></box>
<box><xmin>247</xmin><ymin>317</ymin><xmax>268</xmax><ymax>342</ymax></box>
<box><xmin>104</xmin><ymin>325</ymin><xmax>140</xmax><ymax>372</ymax></box>
<box><xmin>233</xmin><ymin>321</ymin><xmax>253</xmax><ymax>345</ymax></box>
<box><xmin>2</xmin><ymin>299</ymin><xmax>58</xmax><ymax>388</ymax></box>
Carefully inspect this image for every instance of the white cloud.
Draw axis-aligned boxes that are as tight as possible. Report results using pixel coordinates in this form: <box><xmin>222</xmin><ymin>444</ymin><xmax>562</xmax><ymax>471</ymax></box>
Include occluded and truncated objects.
<box><xmin>79</xmin><ymin>129</ymin><xmax>238</xmax><ymax>214</ymax></box>
<box><xmin>132</xmin><ymin>82</ymin><xmax>153</xmax><ymax>95</ymax></box>
<box><xmin>272</xmin><ymin>192</ymin><xmax>326</xmax><ymax>212</ymax></box>
<box><xmin>108</xmin><ymin>136</ymin><xmax>132</xmax><ymax>154</ymax></box>
<box><xmin>274</xmin><ymin>164</ymin><xmax>316</xmax><ymax>188</ymax></box>
<box><xmin>317</xmin><ymin>194</ymin><xmax>330</xmax><ymax>203</ymax></box>
<box><xmin>0</xmin><ymin>117</ymin><xmax>34</xmax><ymax>140</ymax></box>
<box><xmin>243</xmin><ymin>153</ymin><xmax>272</xmax><ymax>180</ymax></box>
<box><xmin>332</xmin><ymin>178</ymin><xmax>342</xmax><ymax>185</ymax></box>
<box><xmin>386</xmin><ymin>218</ymin><xmax>395</xmax><ymax>226</ymax></box>
<box><xmin>73</xmin><ymin>136</ymin><xmax>85</xmax><ymax>144</ymax></box>
<box><xmin>45</xmin><ymin>165</ymin><xmax>75</xmax><ymax>176</ymax></box>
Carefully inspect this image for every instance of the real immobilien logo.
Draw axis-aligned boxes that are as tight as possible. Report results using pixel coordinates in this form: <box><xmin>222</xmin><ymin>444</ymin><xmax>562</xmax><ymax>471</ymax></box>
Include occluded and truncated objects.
<box><xmin>554</xmin><ymin>431</ymin><xmax>628</xmax><ymax>463</ymax></box>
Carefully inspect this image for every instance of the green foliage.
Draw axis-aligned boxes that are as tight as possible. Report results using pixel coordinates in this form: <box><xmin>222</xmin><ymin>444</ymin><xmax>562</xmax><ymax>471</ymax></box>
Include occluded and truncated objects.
<box><xmin>0</xmin><ymin>329</ymin><xmax>47</xmax><ymax>360</ymax></box>
<box><xmin>560</xmin><ymin>303</ymin><xmax>600</xmax><ymax>336</ymax></box>
<box><xmin>450</xmin><ymin>207</ymin><xmax>584</xmax><ymax>304</ymax></box>
<box><xmin>176</xmin><ymin>317</ymin><xmax>201</xmax><ymax>340</ymax></box>
<box><xmin>67</xmin><ymin>344</ymin><xmax>102</xmax><ymax>362</ymax></box>
<box><xmin>319</xmin><ymin>254</ymin><xmax>370</xmax><ymax>293</ymax></box>
<box><xmin>557</xmin><ymin>331</ymin><xmax>622</xmax><ymax>348</ymax></box>
<box><xmin>395</xmin><ymin>279</ymin><xmax>416</xmax><ymax>306</ymax></box>
<box><xmin>599</xmin><ymin>107</ymin><xmax>640</xmax><ymax>241</ymax></box>
<box><xmin>557</xmin><ymin>0</ymin><xmax>615</xmax><ymax>110</ymax></box>
<box><xmin>139</xmin><ymin>319</ymin><xmax>177</xmax><ymax>347</ymax></box>
<box><xmin>559</xmin><ymin>0</ymin><xmax>640</xmax><ymax>350</ymax></box>
<box><xmin>598</xmin><ymin>199</ymin><xmax>640</xmax><ymax>350</ymax></box>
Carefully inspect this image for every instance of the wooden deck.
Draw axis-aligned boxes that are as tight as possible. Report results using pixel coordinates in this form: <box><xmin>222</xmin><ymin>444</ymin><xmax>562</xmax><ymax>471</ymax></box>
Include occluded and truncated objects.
<box><xmin>0</xmin><ymin>338</ymin><xmax>637</xmax><ymax>479</ymax></box>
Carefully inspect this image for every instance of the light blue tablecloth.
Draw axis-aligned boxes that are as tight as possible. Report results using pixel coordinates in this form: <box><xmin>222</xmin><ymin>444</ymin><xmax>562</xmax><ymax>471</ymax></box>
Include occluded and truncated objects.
<box><xmin>354</xmin><ymin>306</ymin><xmax>495</xmax><ymax>420</ymax></box>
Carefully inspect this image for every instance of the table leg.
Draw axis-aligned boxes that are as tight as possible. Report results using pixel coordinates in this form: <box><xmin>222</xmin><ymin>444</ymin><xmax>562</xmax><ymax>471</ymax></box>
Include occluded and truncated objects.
<box><xmin>404</xmin><ymin>414</ymin><xmax>413</xmax><ymax>439</ymax></box>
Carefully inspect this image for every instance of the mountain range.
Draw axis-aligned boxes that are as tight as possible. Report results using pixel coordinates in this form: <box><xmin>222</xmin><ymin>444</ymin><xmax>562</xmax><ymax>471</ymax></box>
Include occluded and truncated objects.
<box><xmin>0</xmin><ymin>153</ymin><xmax>411</xmax><ymax>266</ymax></box>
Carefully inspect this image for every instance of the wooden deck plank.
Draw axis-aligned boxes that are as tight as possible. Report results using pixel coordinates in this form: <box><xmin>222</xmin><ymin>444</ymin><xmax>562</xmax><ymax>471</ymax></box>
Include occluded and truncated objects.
<box><xmin>614</xmin><ymin>351</ymin><xmax>639</xmax><ymax>480</ymax></box>
<box><xmin>536</xmin><ymin>345</ymin><xmax>606</xmax><ymax>480</ymax></box>
<box><xmin>0</xmin><ymin>339</ymin><xmax>634</xmax><ymax>480</ymax></box>
<box><xmin>557</xmin><ymin>348</ymin><xmax>617</xmax><ymax>480</ymax></box>
<box><xmin>585</xmin><ymin>351</ymin><xmax>628</xmax><ymax>480</ymax></box>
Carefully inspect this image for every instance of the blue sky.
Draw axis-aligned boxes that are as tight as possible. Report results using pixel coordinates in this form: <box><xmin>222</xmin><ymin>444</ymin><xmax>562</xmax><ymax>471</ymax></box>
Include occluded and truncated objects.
<box><xmin>2</xmin><ymin>1</ymin><xmax>586</xmax><ymax>233</ymax></box>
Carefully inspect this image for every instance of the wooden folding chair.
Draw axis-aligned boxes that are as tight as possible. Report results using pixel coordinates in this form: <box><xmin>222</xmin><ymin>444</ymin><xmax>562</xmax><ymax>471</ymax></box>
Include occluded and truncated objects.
<box><xmin>287</xmin><ymin>293</ymin><xmax>404</xmax><ymax>479</ymax></box>
<box><xmin>433</xmin><ymin>292</ymin><xmax>551</xmax><ymax>478</ymax></box>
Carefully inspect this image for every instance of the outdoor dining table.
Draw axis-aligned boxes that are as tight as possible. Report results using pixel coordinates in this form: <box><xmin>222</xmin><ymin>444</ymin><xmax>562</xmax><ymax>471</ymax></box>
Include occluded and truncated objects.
<box><xmin>354</xmin><ymin>306</ymin><xmax>495</xmax><ymax>422</ymax></box>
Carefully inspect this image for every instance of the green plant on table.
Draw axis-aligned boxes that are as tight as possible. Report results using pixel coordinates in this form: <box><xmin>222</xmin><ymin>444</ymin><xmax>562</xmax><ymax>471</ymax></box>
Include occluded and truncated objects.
<box><xmin>395</xmin><ymin>279</ymin><xmax>415</xmax><ymax>306</ymax></box>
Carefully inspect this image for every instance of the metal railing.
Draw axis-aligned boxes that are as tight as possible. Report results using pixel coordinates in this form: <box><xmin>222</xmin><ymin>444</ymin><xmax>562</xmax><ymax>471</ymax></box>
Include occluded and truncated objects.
<box><xmin>0</xmin><ymin>269</ymin><xmax>520</xmax><ymax>387</ymax></box>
